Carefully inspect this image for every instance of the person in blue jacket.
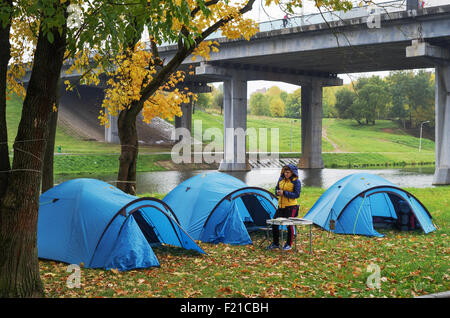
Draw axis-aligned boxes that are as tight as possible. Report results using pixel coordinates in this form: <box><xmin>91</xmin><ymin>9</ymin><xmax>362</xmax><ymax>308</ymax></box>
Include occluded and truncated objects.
<box><xmin>267</xmin><ymin>164</ymin><xmax>301</xmax><ymax>251</ymax></box>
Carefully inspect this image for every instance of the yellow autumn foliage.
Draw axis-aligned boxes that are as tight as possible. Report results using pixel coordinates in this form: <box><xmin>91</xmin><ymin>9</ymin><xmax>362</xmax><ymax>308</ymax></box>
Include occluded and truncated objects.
<box><xmin>97</xmin><ymin>42</ymin><xmax>196</xmax><ymax>127</ymax></box>
<box><xmin>6</xmin><ymin>16</ymin><xmax>38</xmax><ymax>100</ymax></box>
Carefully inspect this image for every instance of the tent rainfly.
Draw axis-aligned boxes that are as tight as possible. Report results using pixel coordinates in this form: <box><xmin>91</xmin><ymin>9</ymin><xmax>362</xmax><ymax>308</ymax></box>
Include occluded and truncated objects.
<box><xmin>38</xmin><ymin>179</ymin><xmax>205</xmax><ymax>271</ymax></box>
<box><xmin>162</xmin><ymin>172</ymin><xmax>278</xmax><ymax>245</ymax></box>
<box><xmin>304</xmin><ymin>173</ymin><xmax>436</xmax><ymax>237</ymax></box>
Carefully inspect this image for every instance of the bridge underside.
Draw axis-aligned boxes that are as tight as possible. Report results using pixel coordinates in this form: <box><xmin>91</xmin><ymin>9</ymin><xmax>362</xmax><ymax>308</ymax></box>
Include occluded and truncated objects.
<box><xmin>199</xmin><ymin>38</ymin><xmax>450</xmax><ymax>76</ymax></box>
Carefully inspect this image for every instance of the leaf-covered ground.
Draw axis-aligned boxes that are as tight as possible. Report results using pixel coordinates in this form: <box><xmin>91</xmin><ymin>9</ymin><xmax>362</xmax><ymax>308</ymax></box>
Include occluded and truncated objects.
<box><xmin>39</xmin><ymin>187</ymin><xmax>449</xmax><ymax>298</ymax></box>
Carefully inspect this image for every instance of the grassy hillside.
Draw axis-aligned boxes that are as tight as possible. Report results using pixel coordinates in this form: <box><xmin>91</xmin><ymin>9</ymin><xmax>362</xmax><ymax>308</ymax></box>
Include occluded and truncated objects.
<box><xmin>5</xmin><ymin>95</ymin><xmax>171</xmax><ymax>154</ymax></box>
<box><xmin>324</xmin><ymin>119</ymin><xmax>435</xmax><ymax>153</ymax></box>
<box><xmin>193</xmin><ymin>109</ymin><xmax>334</xmax><ymax>153</ymax></box>
<box><xmin>192</xmin><ymin>109</ymin><xmax>435</xmax><ymax>160</ymax></box>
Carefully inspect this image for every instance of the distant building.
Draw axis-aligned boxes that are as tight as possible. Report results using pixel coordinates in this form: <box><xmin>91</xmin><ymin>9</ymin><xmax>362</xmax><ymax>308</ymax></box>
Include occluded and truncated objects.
<box><xmin>253</xmin><ymin>87</ymin><xmax>268</xmax><ymax>95</ymax></box>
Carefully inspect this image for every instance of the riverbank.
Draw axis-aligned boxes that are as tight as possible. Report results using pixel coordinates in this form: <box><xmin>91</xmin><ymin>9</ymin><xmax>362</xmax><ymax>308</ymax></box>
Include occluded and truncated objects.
<box><xmin>52</xmin><ymin>152</ymin><xmax>435</xmax><ymax>175</ymax></box>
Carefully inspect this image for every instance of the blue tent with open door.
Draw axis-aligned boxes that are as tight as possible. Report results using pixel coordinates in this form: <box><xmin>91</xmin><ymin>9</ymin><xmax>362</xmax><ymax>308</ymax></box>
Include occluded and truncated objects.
<box><xmin>162</xmin><ymin>172</ymin><xmax>278</xmax><ymax>245</ymax></box>
<box><xmin>304</xmin><ymin>173</ymin><xmax>436</xmax><ymax>237</ymax></box>
<box><xmin>38</xmin><ymin>178</ymin><xmax>205</xmax><ymax>271</ymax></box>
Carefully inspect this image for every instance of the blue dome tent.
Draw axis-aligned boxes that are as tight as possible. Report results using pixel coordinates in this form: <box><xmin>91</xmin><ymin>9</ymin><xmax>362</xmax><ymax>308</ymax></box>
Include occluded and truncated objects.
<box><xmin>38</xmin><ymin>179</ymin><xmax>205</xmax><ymax>271</ymax></box>
<box><xmin>162</xmin><ymin>172</ymin><xmax>278</xmax><ymax>245</ymax></box>
<box><xmin>304</xmin><ymin>173</ymin><xmax>436</xmax><ymax>237</ymax></box>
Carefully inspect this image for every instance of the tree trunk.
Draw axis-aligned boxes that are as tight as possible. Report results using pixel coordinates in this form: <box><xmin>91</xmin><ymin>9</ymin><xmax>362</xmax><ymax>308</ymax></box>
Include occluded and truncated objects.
<box><xmin>115</xmin><ymin>50</ymin><xmax>189</xmax><ymax>195</ymax></box>
<box><xmin>117</xmin><ymin>107</ymin><xmax>139</xmax><ymax>195</ymax></box>
<box><xmin>41</xmin><ymin>110</ymin><xmax>58</xmax><ymax>192</ymax></box>
<box><xmin>0</xmin><ymin>16</ymin><xmax>67</xmax><ymax>297</ymax></box>
<box><xmin>41</xmin><ymin>80</ymin><xmax>61</xmax><ymax>193</ymax></box>
<box><xmin>0</xmin><ymin>0</ymin><xmax>12</xmax><ymax>197</ymax></box>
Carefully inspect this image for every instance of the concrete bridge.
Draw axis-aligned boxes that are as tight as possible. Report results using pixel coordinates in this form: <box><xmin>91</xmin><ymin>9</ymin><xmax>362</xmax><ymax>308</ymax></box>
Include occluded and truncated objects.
<box><xmin>153</xmin><ymin>1</ymin><xmax>450</xmax><ymax>185</ymax></box>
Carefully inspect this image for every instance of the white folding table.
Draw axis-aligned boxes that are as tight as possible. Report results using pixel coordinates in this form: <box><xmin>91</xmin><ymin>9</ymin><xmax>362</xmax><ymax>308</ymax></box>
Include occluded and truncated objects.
<box><xmin>266</xmin><ymin>217</ymin><xmax>313</xmax><ymax>253</ymax></box>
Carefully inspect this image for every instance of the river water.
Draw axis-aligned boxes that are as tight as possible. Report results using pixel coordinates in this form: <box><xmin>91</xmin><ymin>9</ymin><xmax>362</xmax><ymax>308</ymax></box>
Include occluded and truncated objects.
<box><xmin>55</xmin><ymin>166</ymin><xmax>436</xmax><ymax>195</ymax></box>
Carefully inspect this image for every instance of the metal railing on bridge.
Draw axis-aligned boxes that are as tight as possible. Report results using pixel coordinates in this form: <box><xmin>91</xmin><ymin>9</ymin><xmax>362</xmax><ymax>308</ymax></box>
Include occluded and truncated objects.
<box><xmin>257</xmin><ymin>0</ymin><xmax>407</xmax><ymax>32</ymax></box>
<box><xmin>154</xmin><ymin>0</ymin><xmax>450</xmax><ymax>48</ymax></box>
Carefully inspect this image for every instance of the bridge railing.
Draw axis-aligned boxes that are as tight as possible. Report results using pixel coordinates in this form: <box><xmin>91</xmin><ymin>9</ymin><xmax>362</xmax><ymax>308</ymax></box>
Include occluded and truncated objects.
<box><xmin>255</xmin><ymin>0</ymin><xmax>450</xmax><ymax>32</ymax></box>
<box><xmin>155</xmin><ymin>0</ymin><xmax>449</xmax><ymax>48</ymax></box>
<box><xmin>257</xmin><ymin>0</ymin><xmax>406</xmax><ymax>32</ymax></box>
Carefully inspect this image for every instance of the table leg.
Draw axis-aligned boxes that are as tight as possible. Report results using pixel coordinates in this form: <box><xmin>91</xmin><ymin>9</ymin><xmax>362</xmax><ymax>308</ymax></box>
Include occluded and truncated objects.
<box><xmin>309</xmin><ymin>224</ymin><xmax>312</xmax><ymax>254</ymax></box>
<box><xmin>294</xmin><ymin>226</ymin><xmax>297</xmax><ymax>251</ymax></box>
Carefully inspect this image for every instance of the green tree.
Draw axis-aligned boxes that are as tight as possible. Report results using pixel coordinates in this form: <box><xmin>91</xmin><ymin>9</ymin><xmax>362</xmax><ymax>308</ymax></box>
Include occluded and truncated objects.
<box><xmin>334</xmin><ymin>87</ymin><xmax>355</xmax><ymax>119</ymax></box>
<box><xmin>212</xmin><ymin>84</ymin><xmax>224</xmax><ymax>113</ymax></box>
<box><xmin>249</xmin><ymin>92</ymin><xmax>270</xmax><ymax>116</ymax></box>
<box><xmin>385</xmin><ymin>70</ymin><xmax>435</xmax><ymax>128</ymax></box>
<box><xmin>265</xmin><ymin>86</ymin><xmax>287</xmax><ymax>117</ymax></box>
<box><xmin>285</xmin><ymin>88</ymin><xmax>301</xmax><ymax>118</ymax></box>
<box><xmin>386</xmin><ymin>71</ymin><xmax>411</xmax><ymax>128</ymax></box>
<box><xmin>280</xmin><ymin>91</ymin><xmax>288</xmax><ymax>104</ymax></box>
<box><xmin>196</xmin><ymin>92</ymin><xmax>212</xmax><ymax>109</ymax></box>
<box><xmin>407</xmin><ymin>70</ymin><xmax>435</xmax><ymax>128</ymax></box>
<box><xmin>350</xmin><ymin>76</ymin><xmax>390</xmax><ymax>125</ymax></box>
<box><xmin>266</xmin><ymin>85</ymin><xmax>282</xmax><ymax>99</ymax></box>
<box><xmin>323</xmin><ymin>86</ymin><xmax>338</xmax><ymax>118</ymax></box>
<box><xmin>270</xmin><ymin>97</ymin><xmax>285</xmax><ymax>117</ymax></box>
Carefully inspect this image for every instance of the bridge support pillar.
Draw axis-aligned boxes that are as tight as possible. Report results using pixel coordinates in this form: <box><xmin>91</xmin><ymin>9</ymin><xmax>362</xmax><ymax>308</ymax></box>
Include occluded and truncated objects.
<box><xmin>433</xmin><ymin>65</ymin><xmax>450</xmax><ymax>185</ymax></box>
<box><xmin>299</xmin><ymin>80</ymin><xmax>324</xmax><ymax>169</ymax></box>
<box><xmin>105</xmin><ymin>111</ymin><xmax>120</xmax><ymax>143</ymax></box>
<box><xmin>219</xmin><ymin>74</ymin><xmax>251</xmax><ymax>171</ymax></box>
<box><xmin>175</xmin><ymin>100</ymin><xmax>193</xmax><ymax>141</ymax></box>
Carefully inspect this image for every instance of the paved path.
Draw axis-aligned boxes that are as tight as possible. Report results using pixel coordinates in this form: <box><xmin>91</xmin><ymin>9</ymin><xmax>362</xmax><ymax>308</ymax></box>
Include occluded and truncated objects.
<box><xmin>415</xmin><ymin>291</ymin><xmax>450</xmax><ymax>298</ymax></box>
<box><xmin>322</xmin><ymin>124</ymin><xmax>343</xmax><ymax>153</ymax></box>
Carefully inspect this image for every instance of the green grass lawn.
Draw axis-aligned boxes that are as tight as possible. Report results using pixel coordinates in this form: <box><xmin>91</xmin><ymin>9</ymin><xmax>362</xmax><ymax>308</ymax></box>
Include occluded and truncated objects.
<box><xmin>53</xmin><ymin>153</ymin><xmax>172</xmax><ymax>175</ymax></box>
<box><xmin>39</xmin><ymin>186</ymin><xmax>449</xmax><ymax>298</ymax></box>
<box><xmin>324</xmin><ymin>118</ymin><xmax>435</xmax><ymax>153</ymax></box>
<box><xmin>192</xmin><ymin>109</ymin><xmax>335</xmax><ymax>153</ymax></box>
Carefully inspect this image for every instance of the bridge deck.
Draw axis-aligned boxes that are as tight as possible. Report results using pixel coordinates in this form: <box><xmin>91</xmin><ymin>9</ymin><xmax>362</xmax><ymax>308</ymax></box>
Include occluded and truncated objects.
<box><xmin>158</xmin><ymin>4</ymin><xmax>450</xmax><ymax>80</ymax></box>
